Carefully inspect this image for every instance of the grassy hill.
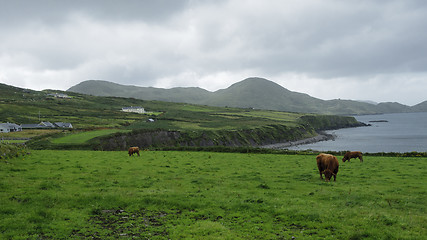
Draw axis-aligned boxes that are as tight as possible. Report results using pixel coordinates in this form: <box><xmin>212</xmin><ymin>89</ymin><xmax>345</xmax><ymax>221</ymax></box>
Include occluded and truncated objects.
<box><xmin>202</xmin><ymin>78</ymin><xmax>325</xmax><ymax>113</ymax></box>
<box><xmin>68</xmin><ymin>77</ymin><xmax>427</xmax><ymax>114</ymax></box>
<box><xmin>68</xmin><ymin>80</ymin><xmax>211</xmax><ymax>104</ymax></box>
<box><xmin>410</xmin><ymin>100</ymin><xmax>427</xmax><ymax>112</ymax></box>
<box><xmin>0</xmin><ymin>83</ymin><xmax>364</xmax><ymax>149</ymax></box>
<box><xmin>0</xmin><ymin>83</ymin><xmax>148</xmax><ymax>129</ymax></box>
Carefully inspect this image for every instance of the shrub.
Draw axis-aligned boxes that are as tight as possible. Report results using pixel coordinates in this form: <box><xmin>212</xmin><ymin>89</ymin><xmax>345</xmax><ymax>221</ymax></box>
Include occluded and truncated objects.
<box><xmin>0</xmin><ymin>143</ymin><xmax>28</xmax><ymax>159</ymax></box>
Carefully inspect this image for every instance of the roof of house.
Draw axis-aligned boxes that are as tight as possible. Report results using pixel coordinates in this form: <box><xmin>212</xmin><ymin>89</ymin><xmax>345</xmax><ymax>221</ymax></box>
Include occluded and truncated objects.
<box><xmin>0</xmin><ymin>122</ymin><xmax>21</xmax><ymax>128</ymax></box>
<box><xmin>122</xmin><ymin>106</ymin><xmax>144</xmax><ymax>109</ymax></box>
<box><xmin>55</xmin><ymin>122</ymin><xmax>73</xmax><ymax>128</ymax></box>
<box><xmin>21</xmin><ymin>121</ymin><xmax>73</xmax><ymax>129</ymax></box>
<box><xmin>21</xmin><ymin>124</ymin><xmax>43</xmax><ymax>129</ymax></box>
<box><xmin>40</xmin><ymin>121</ymin><xmax>56</xmax><ymax>127</ymax></box>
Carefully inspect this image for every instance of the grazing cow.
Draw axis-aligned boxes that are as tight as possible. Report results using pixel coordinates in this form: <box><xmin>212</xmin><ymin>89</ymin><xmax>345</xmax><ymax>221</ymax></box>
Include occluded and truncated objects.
<box><xmin>128</xmin><ymin>147</ymin><xmax>140</xmax><ymax>156</ymax></box>
<box><xmin>342</xmin><ymin>151</ymin><xmax>363</xmax><ymax>162</ymax></box>
<box><xmin>316</xmin><ymin>153</ymin><xmax>339</xmax><ymax>182</ymax></box>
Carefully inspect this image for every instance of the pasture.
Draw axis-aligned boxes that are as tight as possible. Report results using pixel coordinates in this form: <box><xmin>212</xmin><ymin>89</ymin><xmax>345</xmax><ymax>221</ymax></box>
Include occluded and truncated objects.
<box><xmin>50</xmin><ymin>129</ymin><xmax>131</xmax><ymax>144</ymax></box>
<box><xmin>1</xmin><ymin>150</ymin><xmax>426</xmax><ymax>239</ymax></box>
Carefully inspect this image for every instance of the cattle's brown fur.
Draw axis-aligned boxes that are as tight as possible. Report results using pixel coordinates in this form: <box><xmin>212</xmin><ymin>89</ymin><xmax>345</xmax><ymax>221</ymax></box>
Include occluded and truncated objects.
<box><xmin>342</xmin><ymin>151</ymin><xmax>363</xmax><ymax>162</ymax></box>
<box><xmin>316</xmin><ymin>153</ymin><xmax>339</xmax><ymax>181</ymax></box>
<box><xmin>128</xmin><ymin>147</ymin><xmax>140</xmax><ymax>156</ymax></box>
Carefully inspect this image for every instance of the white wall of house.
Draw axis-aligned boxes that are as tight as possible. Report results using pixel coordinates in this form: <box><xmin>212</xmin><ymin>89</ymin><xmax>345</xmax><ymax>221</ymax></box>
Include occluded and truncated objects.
<box><xmin>122</xmin><ymin>106</ymin><xmax>145</xmax><ymax>114</ymax></box>
<box><xmin>0</xmin><ymin>123</ymin><xmax>22</xmax><ymax>132</ymax></box>
<box><xmin>0</xmin><ymin>126</ymin><xmax>10</xmax><ymax>133</ymax></box>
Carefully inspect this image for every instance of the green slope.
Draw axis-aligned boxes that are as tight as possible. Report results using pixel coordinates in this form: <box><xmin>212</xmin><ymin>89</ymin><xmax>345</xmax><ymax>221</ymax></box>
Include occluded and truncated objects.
<box><xmin>411</xmin><ymin>100</ymin><xmax>427</xmax><ymax>112</ymax></box>
<box><xmin>68</xmin><ymin>78</ymin><xmax>422</xmax><ymax>115</ymax></box>
<box><xmin>202</xmin><ymin>77</ymin><xmax>324</xmax><ymax>113</ymax></box>
<box><xmin>1</xmin><ymin>82</ymin><xmax>365</xmax><ymax>149</ymax></box>
<box><xmin>69</xmin><ymin>80</ymin><xmax>211</xmax><ymax>103</ymax></box>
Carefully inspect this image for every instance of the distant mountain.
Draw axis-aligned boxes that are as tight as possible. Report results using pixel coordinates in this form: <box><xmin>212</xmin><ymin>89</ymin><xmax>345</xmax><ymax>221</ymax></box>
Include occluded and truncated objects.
<box><xmin>376</xmin><ymin>102</ymin><xmax>410</xmax><ymax>113</ymax></box>
<box><xmin>201</xmin><ymin>78</ymin><xmax>325</xmax><ymax>113</ymax></box>
<box><xmin>68</xmin><ymin>77</ymin><xmax>423</xmax><ymax>115</ymax></box>
<box><xmin>411</xmin><ymin>101</ymin><xmax>427</xmax><ymax>112</ymax></box>
<box><xmin>68</xmin><ymin>80</ymin><xmax>211</xmax><ymax>103</ymax></box>
<box><xmin>356</xmin><ymin>100</ymin><xmax>378</xmax><ymax>105</ymax></box>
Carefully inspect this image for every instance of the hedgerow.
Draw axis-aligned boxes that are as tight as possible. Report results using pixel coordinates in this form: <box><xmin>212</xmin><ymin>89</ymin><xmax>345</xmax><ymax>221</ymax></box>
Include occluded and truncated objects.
<box><xmin>0</xmin><ymin>143</ymin><xmax>28</xmax><ymax>159</ymax></box>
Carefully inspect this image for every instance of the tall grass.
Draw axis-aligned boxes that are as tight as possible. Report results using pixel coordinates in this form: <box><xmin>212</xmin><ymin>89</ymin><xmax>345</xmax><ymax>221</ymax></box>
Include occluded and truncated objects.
<box><xmin>50</xmin><ymin>129</ymin><xmax>131</xmax><ymax>144</ymax></box>
<box><xmin>0</xmin><ymin>143</ymin><xmax>28</xmax><ymax>159</ymax></box>
<box><xmin>1</xmin><ymin>150</ymin><xmax>425</xmax><ymax>239</ymax></box>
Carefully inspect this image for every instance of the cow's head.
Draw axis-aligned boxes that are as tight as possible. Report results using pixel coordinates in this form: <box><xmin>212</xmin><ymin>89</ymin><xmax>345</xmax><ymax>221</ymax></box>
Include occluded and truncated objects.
<box><xmin>342</xmin><ymin>157</ymin><xmax>348</xmax><ymax>162</ymax></box>
<box><xmin>322</xmin><ymin>169</ymin><xmax>336</xmax><ymax>181</ymax></box>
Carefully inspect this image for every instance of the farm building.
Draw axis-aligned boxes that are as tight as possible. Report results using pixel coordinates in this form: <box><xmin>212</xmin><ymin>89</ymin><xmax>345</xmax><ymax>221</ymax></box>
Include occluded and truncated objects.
<box><xmin>21</xmin><ymin>121</ymin><xmax>73</xmax><ymax>129</ymax></box>
<box><xmin>40</xmin><ymin>121</ymin><xmax>56</xmax><ymax>128</ymax></box>
<box><xmin>47</xmin><ymin>93</ymin><xmax>71</xmax><ymax>99</ymax></box>
<box><xmin>0</xmin><ymin>122</ymin><xmax>22</xmax><ymax>133</ymax></box>
<box><xmin>55</xmin><ymin>122</ymin><xmax>73</xmax><ymax>128</ymax></box>
<box><xmin>122</xmin><ymin>106</ymin><xmax>145</xmax><ymax>114</ymax></box>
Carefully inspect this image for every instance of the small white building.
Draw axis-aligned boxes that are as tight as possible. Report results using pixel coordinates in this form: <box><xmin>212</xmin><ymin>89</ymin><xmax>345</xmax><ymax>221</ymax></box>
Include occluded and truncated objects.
<box><xmin>47</xmin><ymin>93</ymin><xmax>71</xmax><ymax>99</ymax></box>
<box><xmin>0</xmin><ymin>123</ymin><xmax>22</xmax><ymax>133</ymax></box>
<box><xmin>122</xmin><ymin>106</ymin><xmax>145</xmax><ymax>114</ymax></box>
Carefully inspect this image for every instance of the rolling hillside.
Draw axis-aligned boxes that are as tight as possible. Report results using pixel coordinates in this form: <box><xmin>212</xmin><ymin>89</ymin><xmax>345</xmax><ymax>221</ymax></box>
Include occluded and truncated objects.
<box><xmin>67</xmin><ymin>80</ymin><xmax>211</xmax><ymax>103</ymax></box>
<box><xmin>0</xmin><ymin>82</ymin><xmax>364</xmax><ymax>149</ymax></box>
<box><xmin>68</xmin><ymin>77</ymin><xmax>426</xmax><ymax>115</ymax></box>
<box><xmin>411</xmin><ymin>100</ymin><xmax>427</xmax><ymax>112</ymax></box>
<box><xmin>201</xmin><ymin>78</ymin><xmax>325</xmax><ymax>113</ymax></box>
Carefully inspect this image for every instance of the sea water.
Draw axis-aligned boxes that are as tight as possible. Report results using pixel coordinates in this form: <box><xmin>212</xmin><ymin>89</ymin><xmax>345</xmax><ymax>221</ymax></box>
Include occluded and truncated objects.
<box><xmin>288</xmin><ymin>112</ymin><xmax>427</xmax><ymax>153</ymax></box>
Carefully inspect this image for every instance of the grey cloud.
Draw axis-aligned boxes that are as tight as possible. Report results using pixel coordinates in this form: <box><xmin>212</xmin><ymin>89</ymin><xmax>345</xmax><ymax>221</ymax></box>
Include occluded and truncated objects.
<box><xmin>0</xmin><ymin>0</ymin><xmax>190</xmax><ymax>26</ymax></box>
<box><xmin>0</xmin><ymin>0</ymin><xmax>426</xmax><ymax>105</ymax></box>
<box><xmin>214</xmin><ymin>0</ymin><xmax>427</xmax><ymax>78</ymax></box>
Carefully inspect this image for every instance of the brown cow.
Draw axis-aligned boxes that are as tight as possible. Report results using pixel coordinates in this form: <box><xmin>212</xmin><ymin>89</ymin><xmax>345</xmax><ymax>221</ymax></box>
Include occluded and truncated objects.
<box><xmin>128</xmin><ymin>147</ymin><xmax>140</xmax><ymax>156</ymax></box>
<box><xmin>316</xmin><ymin>153</ymin><xmax>339</xmax><ymax>182</ymax></box>
<box><xmin>342</xmin><ymin>151</ymin><xmax>363</xmax><ymax>162</ymax></box>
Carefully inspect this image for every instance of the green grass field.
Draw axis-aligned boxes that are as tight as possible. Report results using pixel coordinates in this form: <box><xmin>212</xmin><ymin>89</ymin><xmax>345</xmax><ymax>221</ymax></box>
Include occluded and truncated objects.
<box><xmin>50</xmin><ymin>129</ymin><xmax>132</xmax><ymax>144</ymax></box>
<box><xmin>0</xmin><ymin>129</ymin><xmax>61</xmax><ymax>139</ymax></box>
<box><xmin>1</xmin><ymin>151</ymin><xmax>426</xmax><ymax>239</ymax></box>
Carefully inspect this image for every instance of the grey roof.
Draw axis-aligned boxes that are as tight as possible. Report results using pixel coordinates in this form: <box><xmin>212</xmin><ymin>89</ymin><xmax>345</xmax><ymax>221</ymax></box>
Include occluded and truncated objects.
<box><xmin>40</xmin><ymin>122</ymin><xmax>55</xmax><ymax>127</ymax></box>
<box><xmin>55</xmin><ymin>122</ymin><xmax>73</xmax><ymax>128</ymax></box>
<box><xmin>21</xmin><ymin>122</ymin><xmax>73</xmax><ymax>129</ymax></box>
<box><xmin>0</xmin><ymin>122</ymin><xmax>21</xmax><ymax>128</ymax></box>
<box><xmin>21</xmin><ymin>124</ymin><xmax>44</xmax><ymax>129</ymax></box>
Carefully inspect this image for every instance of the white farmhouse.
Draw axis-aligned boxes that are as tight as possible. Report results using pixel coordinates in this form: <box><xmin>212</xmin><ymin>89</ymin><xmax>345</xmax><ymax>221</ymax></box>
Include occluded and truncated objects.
<box><xmin>0</xmin><ymin>122</ymin><xmax>22</xmax><ymax>133</ymax></box>
<box><xmin>122</xmin><ymin>106</ymin><xmax>145</xmax><ymax>114</ymax></box>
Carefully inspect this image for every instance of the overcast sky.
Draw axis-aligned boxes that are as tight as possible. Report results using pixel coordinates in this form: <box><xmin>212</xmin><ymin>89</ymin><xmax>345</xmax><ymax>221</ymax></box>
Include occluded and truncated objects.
<box><xmin>1</xmin><ymin>0</ymin><xmax>427</xmax><ymax>105</ymax></box>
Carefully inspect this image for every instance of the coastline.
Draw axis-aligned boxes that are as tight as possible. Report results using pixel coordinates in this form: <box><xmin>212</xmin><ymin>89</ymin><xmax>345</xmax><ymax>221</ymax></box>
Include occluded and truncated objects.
<box><xmin>260</xmin><ymin>132</ymin><xmax>335</xmax><ymax>149</ymax></box>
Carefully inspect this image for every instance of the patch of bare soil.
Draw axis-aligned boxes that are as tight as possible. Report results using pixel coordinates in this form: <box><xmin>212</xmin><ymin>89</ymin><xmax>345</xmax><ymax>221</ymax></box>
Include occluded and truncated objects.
<box><xmin>72</xmin><ymin>208</ymin><xmax>181</xmax><ymax>239</ymax></box>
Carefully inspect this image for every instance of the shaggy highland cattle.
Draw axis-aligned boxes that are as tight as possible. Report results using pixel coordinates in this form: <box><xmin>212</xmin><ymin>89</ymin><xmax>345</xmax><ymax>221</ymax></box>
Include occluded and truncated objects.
<box><xmin>316</xmin><ymin>153</ymin><xmax>339</xmax><ymax>182</ymax></box>
<box><xmin>128</xmin><ymin>147</ymin><xmax>140</xmax><ymax>156</ymax></box>
<box><xmin>342</xmin><ymin>151</ymin><xmax>363</xmax><ymax>162</ymax></box>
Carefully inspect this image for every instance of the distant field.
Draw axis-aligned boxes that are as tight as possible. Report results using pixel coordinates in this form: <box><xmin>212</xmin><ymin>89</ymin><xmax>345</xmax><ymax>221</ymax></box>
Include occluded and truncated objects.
<box><xmin>1</xmin><ymin>151</ymin><xmax>425</xmax><ymax>239</ymax></box>
<box><xmin>0</xmin><ymin>139</ymin><xmax>27</xmax><ymax>144</ymax></box>
<box><xmin>0</xmin><ymin>129</ymin><xmax>61</xmax><ymax>139</ymax></box>
<box><xmin>50</xmin><ymin>129</ymin><xmax>132</xmax><ymax>144</ymax></box>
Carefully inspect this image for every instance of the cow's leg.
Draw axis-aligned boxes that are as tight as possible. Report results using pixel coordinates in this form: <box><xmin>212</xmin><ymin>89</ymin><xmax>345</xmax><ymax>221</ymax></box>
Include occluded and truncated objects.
<box><xmin>333</xmin><ymin>167</ymin><xmax>338</xmax><ymax>181</ymax></box>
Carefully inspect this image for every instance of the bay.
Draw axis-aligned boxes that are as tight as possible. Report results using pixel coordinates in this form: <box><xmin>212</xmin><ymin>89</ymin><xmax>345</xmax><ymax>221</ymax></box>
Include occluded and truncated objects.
<box><xmin>287</xmin><ymin>112</ymin><xmax>427</xmax><ymax>153</ymax></box>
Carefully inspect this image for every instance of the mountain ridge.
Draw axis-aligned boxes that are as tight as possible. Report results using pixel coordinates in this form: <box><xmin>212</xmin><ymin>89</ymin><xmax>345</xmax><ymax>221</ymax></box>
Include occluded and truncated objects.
<box><xmin>67</xmin><ymin>77</ymin><xmax>426</xmax><ymax>115</ymax></box>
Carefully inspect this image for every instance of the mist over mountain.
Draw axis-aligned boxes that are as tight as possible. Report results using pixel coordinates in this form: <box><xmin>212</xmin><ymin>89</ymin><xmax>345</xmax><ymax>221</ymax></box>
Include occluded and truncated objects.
<box><xmin>68</xmin><ymin>77</ymin><xmax>426</xmax><ymax>115</ymax></box>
